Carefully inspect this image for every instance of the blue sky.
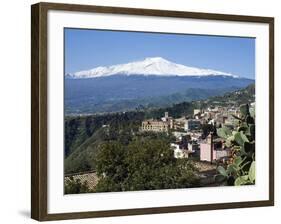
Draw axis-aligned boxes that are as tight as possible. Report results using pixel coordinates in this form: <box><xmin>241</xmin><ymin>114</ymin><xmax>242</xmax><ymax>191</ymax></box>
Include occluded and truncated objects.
<box><xmin>65</xmin><ymin>28</ymin><xmax>255</xmax><ymax>79</ymax></box>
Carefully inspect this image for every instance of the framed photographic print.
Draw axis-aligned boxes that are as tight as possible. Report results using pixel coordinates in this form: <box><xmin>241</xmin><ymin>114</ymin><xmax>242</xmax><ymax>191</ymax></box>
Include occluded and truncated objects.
<box><xmin>31</xmin><ymin>2</ymin><xmax>274</xmax><ymax>221</ymax></box>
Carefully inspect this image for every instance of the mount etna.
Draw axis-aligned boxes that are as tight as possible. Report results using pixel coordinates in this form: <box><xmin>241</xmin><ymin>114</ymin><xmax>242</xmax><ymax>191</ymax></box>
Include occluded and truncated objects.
<box><xmin>65</xmin><ymin>57</ymin><xmax>254</xmax><ymax>114</ymax></box>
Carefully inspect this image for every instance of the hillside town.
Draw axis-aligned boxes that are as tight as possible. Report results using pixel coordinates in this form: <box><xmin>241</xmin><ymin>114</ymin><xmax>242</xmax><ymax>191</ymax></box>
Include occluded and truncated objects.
<box><xmin>141</xmin><ymin>103</ymin><xmax>255</xmax><ymax>164</ymax></box>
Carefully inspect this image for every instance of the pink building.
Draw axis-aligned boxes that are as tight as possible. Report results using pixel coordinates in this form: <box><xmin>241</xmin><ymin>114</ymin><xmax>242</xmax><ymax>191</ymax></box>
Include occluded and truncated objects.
<box><xmin>200</xmin><ymin>134</ymin><xmax>231</xmax><ymax>162</ymax></box>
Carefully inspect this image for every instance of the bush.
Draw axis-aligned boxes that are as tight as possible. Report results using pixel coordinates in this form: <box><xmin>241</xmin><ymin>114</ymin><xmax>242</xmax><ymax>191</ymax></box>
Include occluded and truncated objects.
<box><xmin>64</xmin><ymin>177</ymin><xmax>92</xmax><ymax>194</ymax></box>
<box><xmin>94</xmin><ymin>137</ymin><xmax>199</xmax><ymax>192</ymax></box>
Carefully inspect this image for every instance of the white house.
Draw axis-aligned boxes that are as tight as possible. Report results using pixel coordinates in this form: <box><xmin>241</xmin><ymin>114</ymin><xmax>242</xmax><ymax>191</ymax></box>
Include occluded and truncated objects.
<box><xmin>170</xmin><ymin>143</ymin><xmax>189</xmax><ymax>158</ymax></box>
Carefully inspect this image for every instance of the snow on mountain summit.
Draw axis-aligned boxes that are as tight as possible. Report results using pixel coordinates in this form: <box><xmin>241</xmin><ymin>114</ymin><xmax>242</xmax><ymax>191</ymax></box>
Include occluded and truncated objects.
<box><xmin>67</xmin><ymin>57</ymin><xmax>238</xmax><ymax>79</ymax></box>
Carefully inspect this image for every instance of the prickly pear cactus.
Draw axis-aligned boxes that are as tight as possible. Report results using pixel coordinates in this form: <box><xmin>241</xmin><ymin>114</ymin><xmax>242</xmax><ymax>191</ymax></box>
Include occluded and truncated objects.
<box><xmin>216</xmin><ymin>104</ymin><xmax>255</xmax><ymax>186</ymax></box>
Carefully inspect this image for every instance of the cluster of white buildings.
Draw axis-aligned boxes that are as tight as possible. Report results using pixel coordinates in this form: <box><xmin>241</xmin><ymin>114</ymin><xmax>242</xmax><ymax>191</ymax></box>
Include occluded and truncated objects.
<box><xmin>140</xmin><ymin>104</ymin><xmax>249</xmax><ymax>163</ymax></box>
<box><xmin>193</xmin><ymin>106</ymin><xmax>241</xmax><ymax>128</ymax></box>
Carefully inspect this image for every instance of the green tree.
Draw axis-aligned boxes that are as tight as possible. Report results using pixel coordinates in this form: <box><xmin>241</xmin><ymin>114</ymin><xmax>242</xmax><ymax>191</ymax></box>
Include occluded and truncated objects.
<box><xmin>94</xmin><ymin>138</ymin><xmax>199</xmax><ymax>192</ymax></box>
<box><xmin>201</xmin><ymin>123</ymin><xmax>216</xmax><ymax>139</ymax></box>
<box><xmin>95</xmin><ymin>141</ymin><xmax>127</xmax><ymax>192</ymax></box>
<box><xmin>64</xmin><ymin>177</ymin><xmax>92</xmax><ymax>194</ymax></box>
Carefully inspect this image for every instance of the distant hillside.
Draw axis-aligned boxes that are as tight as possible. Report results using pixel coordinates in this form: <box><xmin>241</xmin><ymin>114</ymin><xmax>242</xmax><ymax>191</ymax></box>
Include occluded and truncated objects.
<box><xmin>65</xmin><ymin>75</ymin><xmax>254</xmax><ymax>114</ymax></box>
<box><xmin>64</xmin><ymin>111</ymin><xmax>145</xmax><ymax>173</ymax></box>
<box><xmin>199</xmin><ymin>83</ymin><xmax>255</xmax><ymax>107</ymax></box>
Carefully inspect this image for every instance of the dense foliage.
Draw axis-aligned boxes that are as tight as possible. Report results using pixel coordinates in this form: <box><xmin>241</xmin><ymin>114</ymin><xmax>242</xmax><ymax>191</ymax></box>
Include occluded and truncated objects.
<box><xmin>94</xmin><ymin>136</ymin><xmax>199</xmax><ymax>192</ymax></box>
<box><xmin>64</xmin><ymin>112</ymin><xmax>145</xmax><ymax>173</ymax></box>
<box><xmin>64</xmin><ymin>177</ymin><xmax>92</xmax><ymax>194</ymax></box>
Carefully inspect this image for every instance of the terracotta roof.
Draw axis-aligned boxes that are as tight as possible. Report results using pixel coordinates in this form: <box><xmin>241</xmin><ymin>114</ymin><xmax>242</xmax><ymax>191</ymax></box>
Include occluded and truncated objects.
<box><xmin>65</xmin><ymin>172</ymin><xmax>99</xmax><ymax>190</ymax></box>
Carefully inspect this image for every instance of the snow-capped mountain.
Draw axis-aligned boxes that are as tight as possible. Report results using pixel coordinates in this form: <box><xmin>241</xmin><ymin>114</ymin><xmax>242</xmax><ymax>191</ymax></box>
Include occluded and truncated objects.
<box><xmin>66</xmin><ymin>57</ymin><xmax>238</xmax><ymax>79</ymax></box>
<box><xmin>65</xmin><ymin>57</ymin><xmax>254</xmax><ymax>114</ymax></box>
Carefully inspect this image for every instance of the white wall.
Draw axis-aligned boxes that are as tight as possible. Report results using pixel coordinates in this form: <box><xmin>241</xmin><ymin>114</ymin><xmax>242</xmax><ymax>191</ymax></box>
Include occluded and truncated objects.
<box><xmin>0</xmin><ymin>0</ymin><xmax>280</xmax><ymax>223</ymax></box>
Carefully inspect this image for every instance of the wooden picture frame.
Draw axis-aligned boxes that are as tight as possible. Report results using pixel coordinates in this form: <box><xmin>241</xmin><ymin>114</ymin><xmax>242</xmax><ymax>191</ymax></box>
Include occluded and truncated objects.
<box><xmin>31</xmin><ymin>2</ymin><xmax>274</xmax><ymax>221</ymax></box>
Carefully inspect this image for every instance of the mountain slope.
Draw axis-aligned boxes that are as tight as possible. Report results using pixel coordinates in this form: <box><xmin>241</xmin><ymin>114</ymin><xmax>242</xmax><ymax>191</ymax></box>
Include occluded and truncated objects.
<box><xmin>201</xmin><ymin>83</ymin><xmax>255</xmax><ymax>106</ymax></box>
<box><xmin>65</xmin><ymin>75</ymin><xmax>254</xmax><ymax>114</ymax></box>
